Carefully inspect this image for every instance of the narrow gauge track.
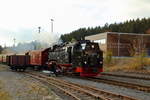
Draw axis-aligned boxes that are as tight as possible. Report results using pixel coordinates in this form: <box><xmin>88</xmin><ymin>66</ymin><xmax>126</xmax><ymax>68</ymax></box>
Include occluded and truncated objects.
<box><xmin>25</xmin><ymin>72</ymin><xmax>138</xmax><ymax>100</ymax></box>
<box><xmin>102</xmin><ymin>73</ymin><xmax>150</xmax><ymax>81</ymax></box>
<box><xmin>124</xmin><ymin>70</ymin><xmax>150</xmax><ymax>75</ymax></box>
<box><xmin>72</xmin><ymin>76</ymin><xmax>150</xmax><ymax>92</ymax></box>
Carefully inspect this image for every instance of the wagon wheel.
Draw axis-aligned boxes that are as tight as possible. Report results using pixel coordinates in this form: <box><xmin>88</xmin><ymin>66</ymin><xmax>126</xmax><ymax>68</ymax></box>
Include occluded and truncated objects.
<box><xmin>15</xmin><ymin>68</ymin><xmax>17</xmax><ymax>71</ymax></box>
<box><xmin>22</xmin><ymin>68</ymin><xmax>26</xmax><ymax>72</ymax></box>
<box><xmin>10</xmin><ymin>66</ymin><xmax>14</xmax><ymax>70</ymax></box>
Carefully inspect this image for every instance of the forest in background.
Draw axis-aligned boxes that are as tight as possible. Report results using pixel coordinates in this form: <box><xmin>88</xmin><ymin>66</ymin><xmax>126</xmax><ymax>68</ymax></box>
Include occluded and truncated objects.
<box><xmin>60</xmin><ymin>18</ymin><xmax>150</xmax><ymax>42</ymax></box>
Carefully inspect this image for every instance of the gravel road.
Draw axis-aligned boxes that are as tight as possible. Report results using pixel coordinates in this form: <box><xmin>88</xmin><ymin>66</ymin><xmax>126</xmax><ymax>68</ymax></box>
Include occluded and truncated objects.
<box><xmin>0</xmin><ymin>64</ymin><xmax>61</xmax><ymax>100</ymax></box>
<box><xmin>59</xmin><ymin>76</ymin><xmax>150</xmax><ymax>100</ymax></box>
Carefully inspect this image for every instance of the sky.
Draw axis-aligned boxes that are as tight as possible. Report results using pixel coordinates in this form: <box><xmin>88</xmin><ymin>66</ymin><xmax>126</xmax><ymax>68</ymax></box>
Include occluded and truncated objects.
<box><xmin>0</xmin><ymin>0</ymin><xmax>150</xmax><ymax>46</ymax></box>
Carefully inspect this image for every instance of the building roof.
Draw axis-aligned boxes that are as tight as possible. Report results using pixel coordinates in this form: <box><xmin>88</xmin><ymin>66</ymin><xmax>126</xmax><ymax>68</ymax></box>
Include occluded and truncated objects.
<box><xmin>85</xmin><ymin>32</ymin><xmax>150</xmax><ymax>39</ymax></box>
<box><xmin>106</xmin><ymin>32</ymin><xmax>150</xmax><ymax>35</ymax></box>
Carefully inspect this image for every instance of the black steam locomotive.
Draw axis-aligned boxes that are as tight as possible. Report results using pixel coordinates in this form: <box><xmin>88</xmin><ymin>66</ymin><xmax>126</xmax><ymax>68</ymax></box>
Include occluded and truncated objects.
<box><xmin>48</xmin><ymin>40</ymin><xmax>103</xmax><ymax>76</ymax></box>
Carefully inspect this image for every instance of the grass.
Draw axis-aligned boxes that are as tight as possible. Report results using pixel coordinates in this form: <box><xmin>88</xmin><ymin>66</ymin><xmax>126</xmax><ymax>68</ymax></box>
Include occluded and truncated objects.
<box><xmin>104</xmin><ymin>57</ymin><xmax>150</xmax><ymax>72</ymax></box>
<box><xmin>0</xmin><ymin>80</ymin><xmax>11</xmax><ymax>100</ymax></box>
<box><xmin>0</xmin><ymin>64</ymin><xmax>9</xmax><ymax>71</ymax></box>
<box><xmin>104</xmin><ymin>50</ymin><xmax>112</xmax><ymax>66</ymax></box>
<box><xmin>21</xmin><ymin>78</ymin><xmax>60</xmax><ymax>100</ymax></box>
<box><xmin>104</xmin><ymin>50</ymin><xmax>150</xmax><ymax>72</ymax></box>
<box><xmin>0</xmin><ymin>91</ymin><xmax>11</xmax><ymax>100</ymax></box>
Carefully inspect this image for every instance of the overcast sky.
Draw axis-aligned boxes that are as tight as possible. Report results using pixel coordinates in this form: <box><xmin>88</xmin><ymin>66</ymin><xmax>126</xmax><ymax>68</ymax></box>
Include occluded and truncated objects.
<box><xmin>0</xmin><ymin>0</ymin><xmax>150</xmax><ymax>46</ymax></box>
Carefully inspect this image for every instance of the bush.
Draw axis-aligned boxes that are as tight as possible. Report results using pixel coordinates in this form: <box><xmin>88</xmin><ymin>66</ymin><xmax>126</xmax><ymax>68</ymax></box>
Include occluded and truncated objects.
<box><xmin>104</xmin><ymin>51</ymin><xmax>150</xmax><ymax>72</ymax></box>
<box><xmin>104</xmin><ymin>50</ymin><xmax>112</xmax><ymax>66</ymax></box>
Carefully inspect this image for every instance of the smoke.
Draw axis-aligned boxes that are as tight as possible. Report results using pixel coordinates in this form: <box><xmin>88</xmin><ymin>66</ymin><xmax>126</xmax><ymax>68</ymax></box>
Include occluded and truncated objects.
<box><xmin>5</xmin><ymin>31</ymin><xmax>62</xmax><ymax>53</ymax></box>
<box><xmin>33</xmin><ymin>32</ymin><xmax>60</xmax><ymax>45</ymax></box>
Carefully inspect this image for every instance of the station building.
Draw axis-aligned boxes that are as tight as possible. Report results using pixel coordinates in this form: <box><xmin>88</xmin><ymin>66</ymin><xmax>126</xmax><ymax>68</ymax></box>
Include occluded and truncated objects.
<box><xmin>85</xmin><ymin>32</ymin><xmax>150</xmax><ymax>56</ymax></box>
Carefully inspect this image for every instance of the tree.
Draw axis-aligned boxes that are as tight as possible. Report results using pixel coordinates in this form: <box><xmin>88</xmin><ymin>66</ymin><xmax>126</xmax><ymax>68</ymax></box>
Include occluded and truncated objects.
<box><xmin>0</xmin><ymin>45</ymin><xmax>3</xmax><ymax>54</ymax></box>
<box><xmin>60</xmin><ymin>17</ymin><xmax>150</xmax><ymax>42</ymax></box>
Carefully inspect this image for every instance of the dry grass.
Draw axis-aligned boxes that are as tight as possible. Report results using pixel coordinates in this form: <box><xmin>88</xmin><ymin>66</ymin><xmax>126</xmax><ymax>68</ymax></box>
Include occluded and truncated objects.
<box><xmin>0</xmin><ymin>64</ymin><xmax>9</xmax><ymax>71</ymax></box>
<box><xmin>104</xmin><ymin>57</ymin><xmax>150</xmax><ymax>72</ymax></box>
<box><xmin>104</xmin><ymin>50</ymin><xmax>112</xmax><ymax>66</ymax></box>
<box><xmin>19</xmin><ymin>77</ymin><xmax>60</xmax><ymax>100</ymax></box>
<box><xmin>0</xmin><ymin>91</ymin><xmax>11</xmax><ymax>100</ymax></box>
<box><xmin>0</xmin><ymin>80</ymin><xmax>11</xmax><ymax>100</ymax></box>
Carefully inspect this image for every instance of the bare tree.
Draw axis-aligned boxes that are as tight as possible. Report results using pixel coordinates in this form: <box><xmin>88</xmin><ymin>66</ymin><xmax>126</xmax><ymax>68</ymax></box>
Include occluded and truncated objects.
<box><xmin>0</xmin><ymin>45</ymin><xmax>3</xmax><ymax>54</ymax></box>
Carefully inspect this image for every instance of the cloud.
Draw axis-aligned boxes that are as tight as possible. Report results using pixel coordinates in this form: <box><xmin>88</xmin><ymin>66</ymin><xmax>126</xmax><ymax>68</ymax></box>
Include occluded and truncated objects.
<box><xmin>0</xmin><ymin>28</ymin><xmax>34</xmax><ymax>46</ymax></box>
<box><xmin>0</xmin><ymin>0</ymin><xmax>150</xmax><ymax>46</ymax></box>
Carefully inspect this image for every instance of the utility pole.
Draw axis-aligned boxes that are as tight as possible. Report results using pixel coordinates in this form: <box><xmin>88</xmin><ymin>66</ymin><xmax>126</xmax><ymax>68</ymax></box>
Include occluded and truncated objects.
<box><xmin>4</xmin><ymin>43</ymin><xmax>6</xmax><ymax>48</ymax></box>
<box><xmin>51</xmin><ymin>19</ymin><xmax>54</xmax><ymax>33</ymax></box>
<box><xmin>13</xmin><ymin>38</ymin><xmax>16</xmax><ymax>47</ymax></box>
<box><xmin>38</xmin><ymin>26</ymin><xmax>41</xmax><ymax>33</ymax></box>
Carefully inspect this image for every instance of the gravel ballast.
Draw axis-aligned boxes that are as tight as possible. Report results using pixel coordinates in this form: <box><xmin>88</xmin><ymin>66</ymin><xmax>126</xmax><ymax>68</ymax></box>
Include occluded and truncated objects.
<box><xmin>59</xmin><ymin>76</ymin><xmax>150</xmax><ymax>100</ymax></box>
<box><xmin>103</xmin><ymin>72</ymin><xmax>150</xmax><ymax>79</ymax></box>
<box><xmin>0</xmin><ymin>64</ymin><xmax>61</xmax><ymax>100</ymax></box>
<box><xmin>98</xmin><ymin>75</ymin><xmax>150</xmax><ymax>86</ymax></box>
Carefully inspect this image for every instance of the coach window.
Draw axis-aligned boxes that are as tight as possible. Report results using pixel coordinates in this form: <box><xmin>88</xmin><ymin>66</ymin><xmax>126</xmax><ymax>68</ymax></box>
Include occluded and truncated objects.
<box><xmin>74</xmin><ymin>44</ymin><xmax>82</xmax><ymax>52</ymax></box>
<box><xmin>81</xmin><ymin>43</ymin><xmax>86</xmax><ymax>50</ymax></box>
<box><xmin>67</xmin><ymin>47</ymin><xmax>72</xmax><ymax>63</ymax></box>
<box><xmin>67</xmin><ymin>47</ymin><xmax>72</xmax><ymax>53</ymax></box>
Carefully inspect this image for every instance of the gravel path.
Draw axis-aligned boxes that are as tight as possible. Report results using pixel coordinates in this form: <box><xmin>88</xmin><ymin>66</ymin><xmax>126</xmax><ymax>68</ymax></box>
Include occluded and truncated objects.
<box><xmin>59</xmin><ymin>76</ymin><xmax>150</xmax><ymax>100</ymax></box>
<box><xmin>0</xmin><ymin>64</ymin><xmax>61</xmax><ymax>100</ymax></box>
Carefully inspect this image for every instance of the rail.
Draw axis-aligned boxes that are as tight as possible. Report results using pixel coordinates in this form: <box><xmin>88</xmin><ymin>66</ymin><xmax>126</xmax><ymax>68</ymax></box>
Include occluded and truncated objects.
<box><xmin>25</xmin><ymin>72</ymin><xmax>139</xmax><ymax>100</ymax></box>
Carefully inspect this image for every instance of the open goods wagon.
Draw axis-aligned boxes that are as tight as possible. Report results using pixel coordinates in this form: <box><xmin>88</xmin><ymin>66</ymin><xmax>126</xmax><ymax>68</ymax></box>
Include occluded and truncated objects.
<box><xmin>27</xmin><ymin>48</ymin><xmax>50</xmax><ymax>70</ymax></box>
<box><xmin>0</xmin><ymin>54</ymin><xmax>7</xmax><ymax>64</ymax></box>
<box><xmin>8</xmin><ymin>55</ymin><xmax>30</xmax><ymax>71</ymax></box>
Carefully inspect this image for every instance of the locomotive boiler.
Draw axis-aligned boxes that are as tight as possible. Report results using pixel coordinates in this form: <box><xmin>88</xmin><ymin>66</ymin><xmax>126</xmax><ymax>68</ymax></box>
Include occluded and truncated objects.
<box><xmin>48</xmin><ymin>40</ymin><xmax>103</xmax><ymax>77</ymax></box>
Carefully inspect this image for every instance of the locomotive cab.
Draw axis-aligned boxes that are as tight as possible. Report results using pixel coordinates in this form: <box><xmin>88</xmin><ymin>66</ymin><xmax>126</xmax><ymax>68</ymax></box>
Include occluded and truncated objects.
<box><xmin>72</xmin><ymin>41</ymin><xmax>103</xmax><ymax>76</ymax></box>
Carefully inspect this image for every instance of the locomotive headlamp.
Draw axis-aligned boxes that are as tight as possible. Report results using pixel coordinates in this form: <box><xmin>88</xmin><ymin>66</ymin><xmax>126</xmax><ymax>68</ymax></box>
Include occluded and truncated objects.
<box><xmin>92</xmin><ymin>45</ymin><xmax>94</xmax><ymax>48</ymax></box>
<box><xmin>84</xmin><ymin>61</ymin><xmax>87</xmax><ymax>64</ymax></box>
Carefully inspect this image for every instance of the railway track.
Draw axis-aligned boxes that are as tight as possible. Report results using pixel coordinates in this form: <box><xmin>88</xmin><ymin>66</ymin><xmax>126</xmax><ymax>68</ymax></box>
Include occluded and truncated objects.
<box><xmin>74</xmin><ymin>76</ymin><xmax>150</xmax><ymax>93</ymax></box>
<box><xmin>102</xmin><ymin>73</ymin><xmax>150</xmax><ymax>80</ymax></box>
<box><xmin>25</xmin><ymin>72</ymin><xmax>138</xmax><ymax>100</ymax></box>
<box><xmin>124</xmin><ymin>70</ymin><xmax>150</xmax><ymax>75</ymax></box>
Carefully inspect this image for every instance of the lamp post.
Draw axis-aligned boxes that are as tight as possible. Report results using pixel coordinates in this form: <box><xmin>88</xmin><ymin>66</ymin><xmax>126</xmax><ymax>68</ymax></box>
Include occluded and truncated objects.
<box><xmin>51</xmin><ymin>19</ymin><xmax>54</xmax><ymax>33</ymax></box>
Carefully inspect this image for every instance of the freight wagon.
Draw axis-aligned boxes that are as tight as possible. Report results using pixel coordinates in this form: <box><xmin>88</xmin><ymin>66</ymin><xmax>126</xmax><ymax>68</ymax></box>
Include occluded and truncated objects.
<box><xmin>27</xmin><ymin>48</ymin><xmax>50</xmax><ymax>70</ymax></box>
<box><xmin>8</xmin><ymin>55</ymin><xmax>30</xmax><ymax>71</ymax></box>
<box><xmin>0</xmin><ymin>54</ymin><xmax>7</xmax><ymax>64</ymax></box>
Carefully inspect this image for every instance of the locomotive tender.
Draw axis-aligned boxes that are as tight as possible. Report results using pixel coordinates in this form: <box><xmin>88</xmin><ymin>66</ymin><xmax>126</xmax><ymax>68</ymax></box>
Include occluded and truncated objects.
<box><xmin>0</xmin><ymin>40</ymin><xmax>103</xmax><ymax>77</ymax></box>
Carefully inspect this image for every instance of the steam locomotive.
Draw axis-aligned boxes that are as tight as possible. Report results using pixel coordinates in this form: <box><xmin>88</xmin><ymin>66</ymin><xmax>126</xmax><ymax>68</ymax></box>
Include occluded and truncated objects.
<box><xmin>0</xmin><ymin>40</ymin><xmax>103</xmax><ymax>77</ymax></box>
<box><xmin>49</xmin><ymin>40</ymin><xmax>103</xmax><ymax>76</ymax></box>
